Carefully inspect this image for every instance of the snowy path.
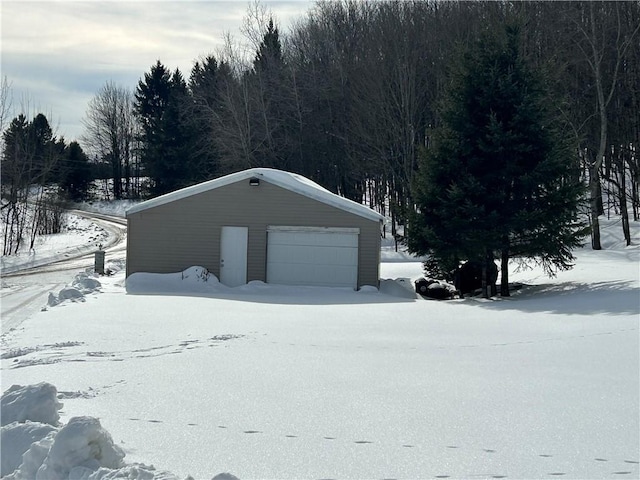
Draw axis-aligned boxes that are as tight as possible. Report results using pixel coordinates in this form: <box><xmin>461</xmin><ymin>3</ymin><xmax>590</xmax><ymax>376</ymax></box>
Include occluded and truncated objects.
<box><xmin>1</xmin><ymin>211</ymin><xmax>127</xmax><ymax>334</ymax></box>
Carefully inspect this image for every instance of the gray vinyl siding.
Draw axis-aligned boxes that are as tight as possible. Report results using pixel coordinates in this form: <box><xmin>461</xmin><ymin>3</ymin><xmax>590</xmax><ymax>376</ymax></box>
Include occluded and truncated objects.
<box><xmin>126</xmin><ymin>179</ymin><xmax>382</xmax><ymax>288</ymax></box>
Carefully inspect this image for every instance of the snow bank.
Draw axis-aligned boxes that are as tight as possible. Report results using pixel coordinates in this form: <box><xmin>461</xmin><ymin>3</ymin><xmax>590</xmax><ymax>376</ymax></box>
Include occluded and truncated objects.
<box><xmin>30</xmin><ymin>416</ymin><xmax>125</xmax><ymax>479</ymax></box>
<box><xmin>50</xmin><ymin>271</ymin><xmax>102</xmax><ymax>304</ymax></box>
<box><xmin>126</xmin><ymin>266</ymin><xmax>221</xmax><ymax>295</ymax></box>
<box><xmin>0</xmin><ymin>384</ymin><xmax>191</xmax><ymax>480</ymax></box>
<box><xmin>126</xmin><ymin>266</ymin><xmax>420</xmax><ymax>302</ymax></box>
<box><xmin>1</xmin><ymin>422</ymin><xmax>57</xmax><ymax>476</ymax></box>
<box><xmin>1</xmin><ymin>383</ymin><xmax>61</xmax><ymax>427</ymax></box>
<box><xmin>48</xmin><ymin>272</ymin><xmax>102</xmax><ymax>307</ymax></box>
<box><xmin>378</xmin><ymin>278</ymin><xmax>417</xmax><ymax>299</ymax></box>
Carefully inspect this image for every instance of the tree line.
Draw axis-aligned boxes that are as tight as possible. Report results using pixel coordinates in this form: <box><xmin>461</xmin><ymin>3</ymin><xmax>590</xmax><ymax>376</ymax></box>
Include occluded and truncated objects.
<box><xmin>0</xmin><ymin>76</ymin><xmax>94</xmax><ymax>253</ymax></box>
<box><xmin>2</xmin><ymin>1</ymin><xmax>638</xmax><ymax>267</ymax></box>
<box><xmin>85</xmin><ymin>1</ymin><xmax>638</xmax><ymax>245</ymax></box>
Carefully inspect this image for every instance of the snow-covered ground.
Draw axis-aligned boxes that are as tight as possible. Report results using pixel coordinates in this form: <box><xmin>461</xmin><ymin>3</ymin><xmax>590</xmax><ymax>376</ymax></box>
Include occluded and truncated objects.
<box><xmin>0</xmin><ymin>195</ymin><xmax>137</xmax><ymax>276</ymax></box>
<box><xmin>0</xmin><ymin>214</ymin><xmax>113</xmax><ymax>275</ymax></box>
<box><xmin>1</xmin><ymin>214</ymin><xmax>638</xmax><ymax>480</ymax></box>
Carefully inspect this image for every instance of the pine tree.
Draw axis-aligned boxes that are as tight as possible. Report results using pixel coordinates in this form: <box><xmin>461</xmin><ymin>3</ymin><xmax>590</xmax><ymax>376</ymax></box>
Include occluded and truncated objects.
<box><xmin>408</xmin><ymin>25</ymin><xmax>588</xmax><ymax>297</ymax></box>
<box><xmin>253</xmin><ymin>18</ymin><xmax>283</xmax><ymax>74</ymax></box>
<box><xmin>1</xmin><ymin>114</ymin><xmax>30</xmax><ymax>198</ymax></box>
<box><xmin>249</xmin><ymin>17</ymin><xmax>291</xmax><ymax>171</ymax></box>
<box><xmin>30</xmin><ymin>113</ymin><xmax>54</xmax><ymax>183</ymax></box>
<box><xmin>161</xmin><ymin>68</ymin><xmax>192</xmax><ymax>190</ymax></box>
<box><xmin>187</xmin><ymin>56</ymin><xmax>224</xmax><ymax>180</ymax></box>
<box><xmin>135</xmin><ymin>61</ymin><xmax>168</xmax><ymax>195</ymax></box>
<box><xmin>60</xmin><ymin>141</ymin><xmax>91</xmax><ymax>202</ymax></box>
<box><xmin>135</xmin><ymin>61</ymin><xmax>190</xmax><ymax>195</ymax></box>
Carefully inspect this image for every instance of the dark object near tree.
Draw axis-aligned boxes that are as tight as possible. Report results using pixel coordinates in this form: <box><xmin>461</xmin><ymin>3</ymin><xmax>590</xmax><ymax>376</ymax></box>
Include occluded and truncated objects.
<box><xmin>415</xmin><ymin>278</ymin><xmax>455</xmax><ymax>300</ymax></box>
<box><xmin>453</xmin><ymin>261</ymin><xmax>498</xmax><ymax>296</ymax></box>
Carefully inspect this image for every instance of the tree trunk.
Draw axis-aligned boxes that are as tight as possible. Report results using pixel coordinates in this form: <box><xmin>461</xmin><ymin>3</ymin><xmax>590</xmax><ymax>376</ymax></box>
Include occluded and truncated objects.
<box><xmin>589</xmin><ymin>167</ymin><xmax>602</xmax><ymax>250</ymax></box>
<box><xmin>632</xmin><ymin>174</ymin><xmax>639</xmax><ymax>221</ymax></box>
<box><xmin>482</xmin><ymin>249</ymin><xmax>492</xmax><ymax>299</ymax></box>
<box><xmin>481</xmin><ymin>261</ymin><xmax>488</xmax><ymax>299</ymax></box>
<box><xmin>619</xmin><ymin>164</ymin><xmax>631</xmax><ymax>246</ymax></box>
<box><xmin>501</xmin><ymin>248</ymin><xmax>510</xmax><ymax>297</ymax></box>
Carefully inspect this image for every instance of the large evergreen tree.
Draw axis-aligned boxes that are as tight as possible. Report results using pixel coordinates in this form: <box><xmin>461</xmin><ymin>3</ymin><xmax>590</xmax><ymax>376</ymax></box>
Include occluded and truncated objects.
<box><xmin>135</xmin><ymin>62</ymin><xmax>197</xmax><ymax>195</ymax></box>
<box><xmin>187</xmin><ymin>56</ymin><xmax>224</xmax><ymax>181</ymax></box>
<box><xmin>59</xmin><ymin>141</ymin><xmax>91</xmax><ymax>201</ymax></box>
<box><xmin>30</xmin><ymin>113</ymin><xmax>55</xmax><ymax>183</ymax></box>
<box><xmin>408</xmin><ymin>25</ymin><xmax>588</xmax><ymax>297</ymax></box>
<box><xmin>134</xmin><ymin>61</ymin><xmax>172</xmax><ymax>195</ymax></box>
<box><xmin>250</xmin><ymin>17</ymin><xmax>290</xmax><ymax>171</ymax></box>
<box><xmin>1</xmin><ymin>114</ymin><xmax>30</xmax><ymax>197</ymax></box>
<box><xmin>1</xmin><ymin>113</ymin><xmax>61</xmax><ymax>192</ymax></box>
<box><xmin>161</xmin><ymin>68</ymin><xmax>192</xmax><ymax>190</ymax></box>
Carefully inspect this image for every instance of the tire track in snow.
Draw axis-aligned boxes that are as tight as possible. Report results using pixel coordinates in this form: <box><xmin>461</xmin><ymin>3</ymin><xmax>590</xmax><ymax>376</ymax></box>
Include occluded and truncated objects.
<box><xmin>5</xmin><ymin>334</ymin><xmax>246</xmax><ymax>369</ymax></box>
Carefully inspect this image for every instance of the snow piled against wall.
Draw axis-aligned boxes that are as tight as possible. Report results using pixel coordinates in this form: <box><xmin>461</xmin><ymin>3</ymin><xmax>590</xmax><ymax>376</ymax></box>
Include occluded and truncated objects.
<box><xmin>125</xmin><ymin>266</ymin><xmax>221</xmax><ymax>295</ymax></box>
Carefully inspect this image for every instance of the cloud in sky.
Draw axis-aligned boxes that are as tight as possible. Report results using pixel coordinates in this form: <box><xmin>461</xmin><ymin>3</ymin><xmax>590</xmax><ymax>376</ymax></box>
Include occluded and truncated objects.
<box><xmin>1</xmin><ymin>0</ymin><xmax>312</xmax><ymax>142</ymax></box>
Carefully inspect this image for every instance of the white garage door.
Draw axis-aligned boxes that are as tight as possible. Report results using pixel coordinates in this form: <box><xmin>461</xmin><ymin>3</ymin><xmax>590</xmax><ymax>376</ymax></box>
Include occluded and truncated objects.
<box><xmin>266</xmin><ymin>226</ymin><xmax>359</xmax><ymax>288</ymax></box>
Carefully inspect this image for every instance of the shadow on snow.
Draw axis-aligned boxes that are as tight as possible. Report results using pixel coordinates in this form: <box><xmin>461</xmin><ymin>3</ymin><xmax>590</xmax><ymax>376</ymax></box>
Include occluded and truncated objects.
<box><xmin>469</xmin><ymin>280</ymin><xmax>639</xmax><ymax>316</ymax></box>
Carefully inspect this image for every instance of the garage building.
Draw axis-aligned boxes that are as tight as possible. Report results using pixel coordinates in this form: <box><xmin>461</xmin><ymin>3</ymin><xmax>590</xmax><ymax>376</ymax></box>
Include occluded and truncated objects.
<box><xmin>125</xmin><ymin>168</ymin><xmax>384</xmax><ymax>289</ymax></box>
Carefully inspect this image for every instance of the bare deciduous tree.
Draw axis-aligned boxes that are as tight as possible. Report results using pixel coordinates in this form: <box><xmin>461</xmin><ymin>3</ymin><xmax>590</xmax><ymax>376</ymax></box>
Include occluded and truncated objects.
<box><xmin>82</xmin><ymin>81</ymin><xmax>135</xmax><ymax>199</ymax></box>
<box><xmin>569</xmin><ymin>2</ymin><xmax>640</xmax><ymax>249</ymax></box>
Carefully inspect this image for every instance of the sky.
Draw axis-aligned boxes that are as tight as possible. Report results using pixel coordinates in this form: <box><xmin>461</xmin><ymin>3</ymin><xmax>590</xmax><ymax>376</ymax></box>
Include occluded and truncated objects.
<box><xmin>0</xmin><ymin>0</ymin><xmax>313</xmax><ymax>143</ymax></box>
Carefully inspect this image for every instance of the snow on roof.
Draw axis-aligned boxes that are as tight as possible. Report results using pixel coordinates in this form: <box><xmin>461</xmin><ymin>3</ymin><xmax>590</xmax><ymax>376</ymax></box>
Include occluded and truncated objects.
<box><xmin>126</xmin><ymin>168</ymin><xmax>384</xmax><ymax>222</ymax></box>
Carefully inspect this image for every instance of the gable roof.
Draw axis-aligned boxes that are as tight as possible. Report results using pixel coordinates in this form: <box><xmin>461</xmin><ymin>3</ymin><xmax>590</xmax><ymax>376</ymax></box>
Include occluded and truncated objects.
<box><xmin>126</xmin><ymin>168</ymin><xmax>384</xmax><ymax>222</ymax></box>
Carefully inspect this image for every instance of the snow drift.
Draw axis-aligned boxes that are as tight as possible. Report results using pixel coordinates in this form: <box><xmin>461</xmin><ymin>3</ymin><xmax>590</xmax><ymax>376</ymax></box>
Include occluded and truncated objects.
<box><xmin>125</xmin><ymin>266</ymin><xmax>221</xmax><ymax>295</ymax></box>
<box><xmin>0</xmin><ymin>383</ymin><xmax>190</xmax><ymax>480</ymax></box>
<box><xmin>125</xmin><ymin>265</ymin><xmax>417</xmax><ymax>301</ymax></box>
<box><xmin>1</xmin><ymin>383</ymin><xmax>61</xmax><ymax>427</ymax></box>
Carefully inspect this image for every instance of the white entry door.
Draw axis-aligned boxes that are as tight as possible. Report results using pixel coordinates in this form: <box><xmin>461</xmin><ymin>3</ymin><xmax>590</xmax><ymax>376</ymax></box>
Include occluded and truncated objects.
<box><xmin>220</xmin><ymin>226</ymin><xmax>248</xmax><ymax>287</ymax></box>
